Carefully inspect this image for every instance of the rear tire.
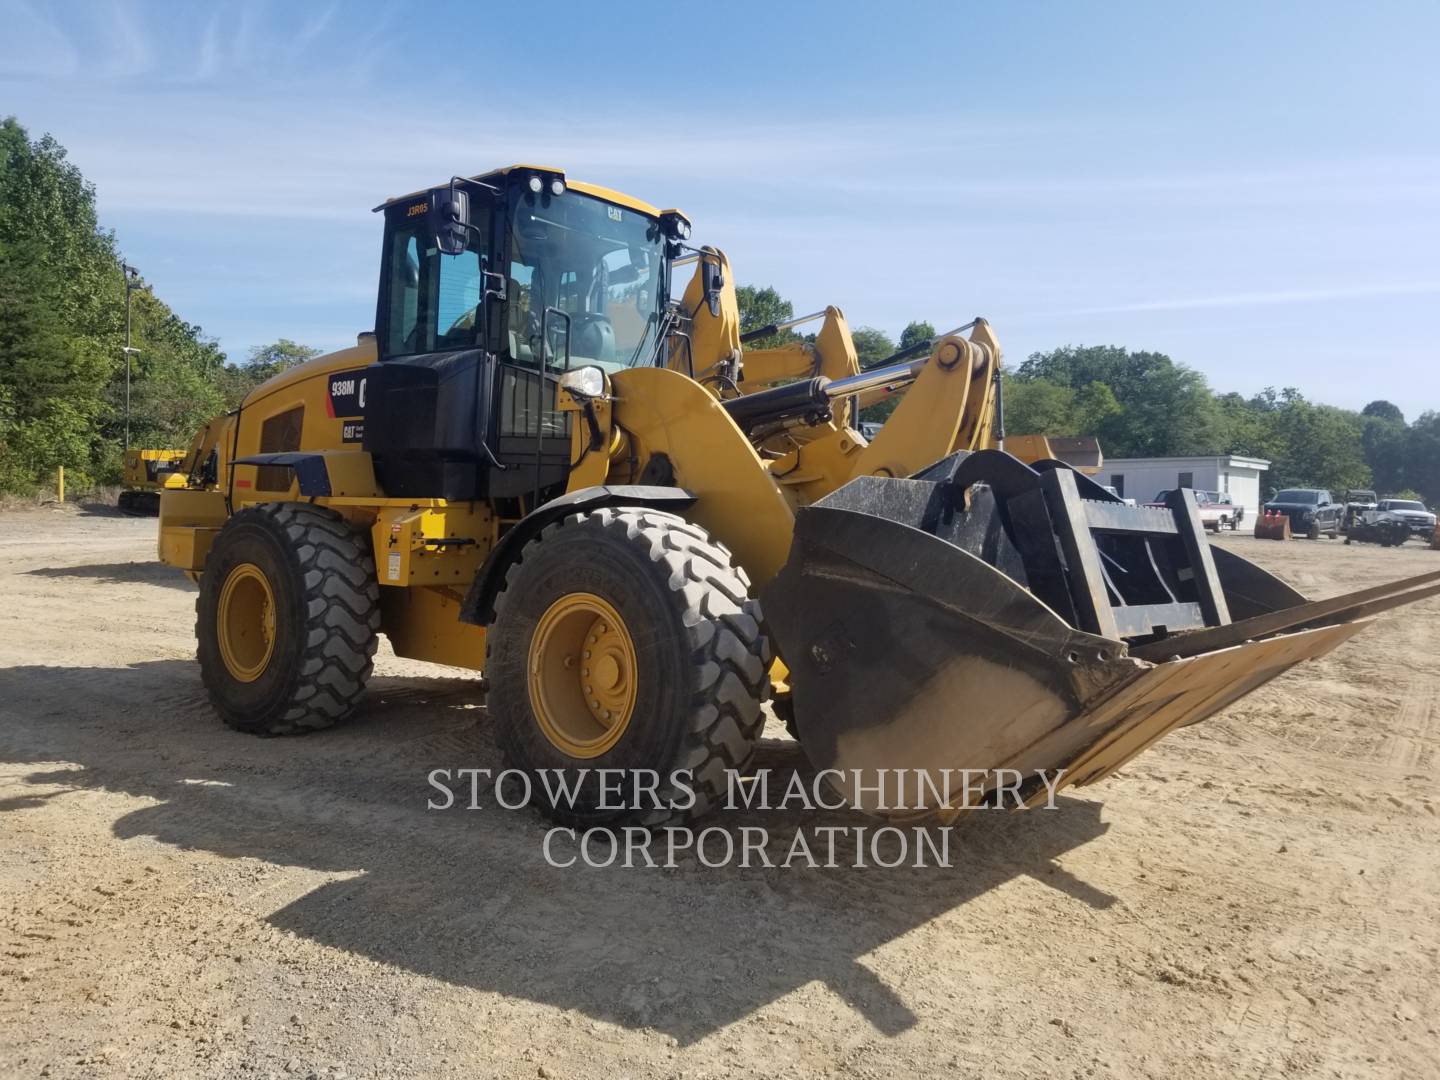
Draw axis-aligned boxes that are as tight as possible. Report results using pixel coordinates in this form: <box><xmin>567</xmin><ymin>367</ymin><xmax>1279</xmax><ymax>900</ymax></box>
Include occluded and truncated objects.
<box><xmin>487</xmin><ymin>507</ymin><xmax>770</xmax><ymax>827</ymax></box>
<box><xmin>197</xmin><ymin>503</ymin><xmax>380</xmax><ymax>735</ymax></box>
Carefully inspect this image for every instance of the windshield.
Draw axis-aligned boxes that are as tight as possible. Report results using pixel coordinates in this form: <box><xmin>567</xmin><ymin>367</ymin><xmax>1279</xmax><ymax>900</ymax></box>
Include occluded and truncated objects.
<box><xmin>503</xmin><ymin>188</ymin><xmax>664</xmax><ymax>373</ymax></box>
<box><xmin>1274</xmin><ymin>489</ymin><xmax>1319</xmax><ymax>503</ymax></box>
<box><xmin>1385</xmin><ymin>500</ymin><xmax>1425</xmax><ymax>511</ymax></box>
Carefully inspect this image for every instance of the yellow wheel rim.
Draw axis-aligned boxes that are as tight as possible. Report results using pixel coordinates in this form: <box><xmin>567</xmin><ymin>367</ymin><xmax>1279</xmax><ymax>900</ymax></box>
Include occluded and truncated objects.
<box><xmin>217</xmin><ymin>562</ymin><xmax>276</xmax><ymax>683</ymax></box>
<box><xmin>528</xmin><ymin>592</ymin><xmax>638</xmax><ymax>759</ymax></box>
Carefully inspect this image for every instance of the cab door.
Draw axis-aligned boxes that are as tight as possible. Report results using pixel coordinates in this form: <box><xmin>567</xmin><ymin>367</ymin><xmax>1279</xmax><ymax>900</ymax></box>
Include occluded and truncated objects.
<box><xmin>364</xmin><ymin>190</ymin><xmax>503</xmax><ymax>501</ymax></box>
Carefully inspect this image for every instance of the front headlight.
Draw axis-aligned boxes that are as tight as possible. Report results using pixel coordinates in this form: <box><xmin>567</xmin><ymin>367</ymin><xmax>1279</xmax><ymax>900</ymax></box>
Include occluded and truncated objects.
<box><xmin>558</xmin><ymin>365</ymin><xmax>607</xmax><ymax>399</ymax></box>
<box><xmin>1302</xmin><ymin>510</ymin><xmax>1315</xmax><ymax>521</ymax></box>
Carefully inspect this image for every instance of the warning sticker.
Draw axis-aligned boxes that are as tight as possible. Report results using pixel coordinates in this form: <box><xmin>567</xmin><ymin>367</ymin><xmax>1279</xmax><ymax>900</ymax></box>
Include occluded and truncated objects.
<box><xmin>387</xmin><ymin>551</ymin><xmax>402</xmax><ymax>582</ymax></box>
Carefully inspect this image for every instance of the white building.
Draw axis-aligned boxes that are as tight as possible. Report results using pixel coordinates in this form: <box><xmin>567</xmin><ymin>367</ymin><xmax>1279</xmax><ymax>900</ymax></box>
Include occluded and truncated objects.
<box><xmin>1099</xmin><ymin>455</ymin><xmax>1272</xmax><ymax>526</ymax></box>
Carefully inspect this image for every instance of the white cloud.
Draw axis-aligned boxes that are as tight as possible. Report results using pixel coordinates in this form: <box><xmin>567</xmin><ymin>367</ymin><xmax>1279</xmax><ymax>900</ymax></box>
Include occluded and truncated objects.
<box><xmin>1039</xmin><ymin>281</ymin><xmax>1440</xmax><ymax>317</ymax></box>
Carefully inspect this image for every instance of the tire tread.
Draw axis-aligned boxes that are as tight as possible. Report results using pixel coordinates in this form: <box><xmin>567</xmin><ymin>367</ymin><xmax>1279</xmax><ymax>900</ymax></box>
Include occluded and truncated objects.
<box><xmin>489</xmin><ymin>507</ymin><xmax>770</xmax><ymax>827</ymax></box>
<box><xmin>199</xmin><ymin>503</ymin><xmax>379</xmax><ymax>736</ymax></box>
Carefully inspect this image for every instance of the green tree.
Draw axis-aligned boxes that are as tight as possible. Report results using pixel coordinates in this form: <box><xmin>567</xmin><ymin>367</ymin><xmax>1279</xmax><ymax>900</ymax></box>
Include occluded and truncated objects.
<box><xmin>1214</xmin><ymin>391</ymin><xmax>1284</xmax><ymax>461</ymax></box>
<box><xmin>0</xmin><ymin>240</ymin><xmax>108</xmax><ymax>489</ymax></box>
<box><xmin>0</xmin><ymin>118</ymin><xmax>119</xmax><ymax>343</ymax></box>
<box><xmin>1404</xmin><ymin>412</ymin><xmax>1440</xmax><ymax>506</ymax></box>
<box><xmin>107</xmin><ymin>282</ymin><xmax>228</xmax><ymax>456</ymax></box>
<box><xmin>1361</xmin><ymin>400</ymin><xmax>1405</xmax><ymax>424</ymax></box>
<box><xmin>1361</xmin><ymin>413</ymin><xmax>1408</xmax><ymax>494</ymax></box>
<box><xmin>1017</xmin><ymin>344</ymin><xmax>1226</xmax><ymax>456</ymax></box>
<box><xmin>850</xmin><ymin>326</ymin><xmax>895</xmax><ymax>369</ymax></box>
<box><xmin>244</xmin><ymin>338</ymin><xmax>322</xmax><ymax>380</ymax></box>
<box><xmin>204</xmin><ymin>339</ymin><xmax>324</xmax><ymax>410</ymax></box>
<box><xmin>1074</xmin><ymin>380</ymin><xmax>1122</xmax><ymax>433</ymax></box>
<box><xmin>734</xmin><ymin>285</ymin><xmax>796</xmax><ymax>349</ymax></box>
<box><xmin>0</xmin><ymin>117</ymin><xmax>238</xmax><ymax>492</ymax></box>
<box><xmin>898</xmin><ymin>320</ymin><xmax>936</xmax><ymax>352</ymax></box>
<box><xmin>1249</xmin><ymin>388</ymin><xmax>1370</xmax><ymax>493</ymax></box>
<box><xmin>1001</xmin><ymin>373</ymin><xmax>1076</xmax><ymax>435</ymax></box>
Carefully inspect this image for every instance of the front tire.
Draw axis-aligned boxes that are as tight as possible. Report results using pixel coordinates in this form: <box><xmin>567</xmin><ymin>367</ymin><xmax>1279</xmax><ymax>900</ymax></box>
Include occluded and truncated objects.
<box><xmin>197</xmin><ymin>503</ymin><xmax>380</xmax><ymax>735</ymax></box>
<box><xmin>487</xmin><ymin>507</ymin><xmax>770</xmax><ymax>827</ymax></box>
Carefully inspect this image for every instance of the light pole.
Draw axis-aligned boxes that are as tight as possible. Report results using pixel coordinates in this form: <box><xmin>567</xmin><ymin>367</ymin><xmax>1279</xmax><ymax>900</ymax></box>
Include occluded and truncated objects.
<box><xmin>122</xmin><ymin>264</ymin><xmax>141</xmax><ymax>452</ymax></box>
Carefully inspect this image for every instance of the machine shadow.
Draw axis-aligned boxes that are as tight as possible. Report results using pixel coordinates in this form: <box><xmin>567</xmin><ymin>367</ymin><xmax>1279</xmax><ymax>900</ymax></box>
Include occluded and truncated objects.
<box><xmin>26</xmin><ymin>561</ymin><xmax>197</xmax><ymax>591</ymax></box>
<box><xmin>0</xmin><ymin>658</ymin><xmax>1116</xmax><ymax>1044</ymax></box>
<box><xmin>75</xmin><ymin>501</ymin><xmax>131</xmax><ymax>518</ymax></box>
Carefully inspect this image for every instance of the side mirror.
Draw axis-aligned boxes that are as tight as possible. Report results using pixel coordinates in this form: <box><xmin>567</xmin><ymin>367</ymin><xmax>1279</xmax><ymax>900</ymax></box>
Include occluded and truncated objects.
<box><xmin>701</xmin><ymin>254</ymin><xmax>724</xmax><ymax>317</ymax></box>
<box><xmin>429</xmin><ymin>186</ymin><xmax>470</xmax><ymax>256</ymax></box>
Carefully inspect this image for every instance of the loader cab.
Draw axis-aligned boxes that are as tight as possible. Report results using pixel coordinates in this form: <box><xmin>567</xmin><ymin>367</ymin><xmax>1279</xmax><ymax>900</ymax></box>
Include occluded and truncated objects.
<box><xmin>365</xmin><ymin>167</ymin><xmax>684</xmax><ymax>505</ymax></box>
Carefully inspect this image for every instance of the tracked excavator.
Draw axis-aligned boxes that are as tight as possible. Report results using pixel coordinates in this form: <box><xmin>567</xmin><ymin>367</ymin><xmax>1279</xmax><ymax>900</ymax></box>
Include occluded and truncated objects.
<box><xmin>157</xmin><ymin>165</ymin><xmax>1439</xmax><ymax>825</ymax></box>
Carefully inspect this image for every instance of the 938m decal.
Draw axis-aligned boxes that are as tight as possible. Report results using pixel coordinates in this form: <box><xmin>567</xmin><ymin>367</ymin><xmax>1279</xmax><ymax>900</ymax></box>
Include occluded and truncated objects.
<box><xmin>326</xmin><ymin>369</ymin><xmax>368</xmax><ymax>419</ymax></box>
<box><xmin>326</xmin><ymin>368</ymin><xmax>368</xmax><ymax>443</ymax></box>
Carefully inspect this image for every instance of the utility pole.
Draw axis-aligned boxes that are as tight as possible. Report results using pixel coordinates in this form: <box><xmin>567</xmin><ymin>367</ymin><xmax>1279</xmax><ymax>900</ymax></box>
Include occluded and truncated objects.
<box><xmin>122</xmin><ymin>264</ymin><xmax>141</xmax><ymax>452</ymax></box>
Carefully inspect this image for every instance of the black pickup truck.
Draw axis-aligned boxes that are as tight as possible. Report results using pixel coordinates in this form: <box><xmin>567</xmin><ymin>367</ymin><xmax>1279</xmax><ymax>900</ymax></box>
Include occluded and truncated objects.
<box><xmin>1264</xmin><ymin>488</ymin><xmax>1343</xmax><ymax>539</ymax></box>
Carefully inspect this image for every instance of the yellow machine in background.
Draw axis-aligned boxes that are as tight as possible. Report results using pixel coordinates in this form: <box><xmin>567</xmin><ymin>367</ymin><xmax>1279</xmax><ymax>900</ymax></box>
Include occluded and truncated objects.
<box><xmin>157</xmin><ymin>165</ymin><xmax>1438</xmax><ymax>826</ymax></box>
<box><xmin>119</xmin><ymin>448</ymin><xmax>187</xmax><ymax>515</ymax></box>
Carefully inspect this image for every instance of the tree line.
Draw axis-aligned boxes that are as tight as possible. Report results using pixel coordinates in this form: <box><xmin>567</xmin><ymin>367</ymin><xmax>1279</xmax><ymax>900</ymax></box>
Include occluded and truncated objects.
<box><xmin>0</xmin><ymin>118</ymin><xmax>316</xmax><ymax>495</ymax></box>
<box><xmin>736</xmin><ymin>289</ymin><xmax>1439</xmax><ymax>503</ymax></box>
<box><xmin>3</xmin><ymin>116</ymin><xmax>1434</xmax><ymax>506</ymax></box>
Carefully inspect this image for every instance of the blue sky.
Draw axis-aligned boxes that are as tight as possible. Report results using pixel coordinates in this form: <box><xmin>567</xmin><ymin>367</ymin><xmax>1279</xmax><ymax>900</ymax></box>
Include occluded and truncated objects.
<box><xmin>4</xmin><ymin>0</ymin><xmax>1438</xmax><ymax>417</ymax></box>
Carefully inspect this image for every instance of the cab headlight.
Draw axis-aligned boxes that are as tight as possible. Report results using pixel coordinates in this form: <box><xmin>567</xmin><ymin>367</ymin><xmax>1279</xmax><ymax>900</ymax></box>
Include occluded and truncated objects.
<box><xmin>559</xmin><ymin>365</ymin><xmax>607</xmax><ymax>399</ymax></box>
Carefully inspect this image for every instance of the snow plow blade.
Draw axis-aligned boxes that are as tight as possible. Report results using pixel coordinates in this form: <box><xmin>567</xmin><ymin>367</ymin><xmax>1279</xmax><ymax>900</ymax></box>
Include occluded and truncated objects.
<box><xmin>762</xmin><ymin>450</ymin><xmax>1440</xmax><ymax>817</ymax></box>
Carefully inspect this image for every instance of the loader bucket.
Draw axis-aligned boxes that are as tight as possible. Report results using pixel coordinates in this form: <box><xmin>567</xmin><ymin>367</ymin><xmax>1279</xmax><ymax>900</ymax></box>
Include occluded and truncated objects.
<box><xmin>1254</xmin><ymin>511</ymin><xmax>1292</xmax><ymax>540</ymax></box>
<box><xmin>763</xmin><ymin>451</ymin><xmax>1440</xmax><ymax>817</ymax></box>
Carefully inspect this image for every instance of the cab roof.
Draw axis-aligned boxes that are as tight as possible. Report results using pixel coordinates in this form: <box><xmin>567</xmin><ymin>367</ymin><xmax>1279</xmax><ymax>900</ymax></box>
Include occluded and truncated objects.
<box><xmin>376</xmin><ymin>164</ymin><xmax>686</xmax><ymax>224</ymax></box>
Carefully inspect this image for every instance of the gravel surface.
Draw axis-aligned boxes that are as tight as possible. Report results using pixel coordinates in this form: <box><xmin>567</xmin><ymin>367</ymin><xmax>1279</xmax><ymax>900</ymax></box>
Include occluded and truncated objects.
<box><xmin>2</xmin><ymin>505</ymin><xmax>1438</xmax><ymax>1079</ymax></box>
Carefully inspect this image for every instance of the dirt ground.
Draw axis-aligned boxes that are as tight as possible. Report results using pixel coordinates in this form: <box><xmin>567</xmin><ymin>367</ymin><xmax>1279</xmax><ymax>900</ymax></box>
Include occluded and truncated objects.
<box><xmin>2</xmin><ymin>505</ymin><xmax>1437</xmax><ymax>1080</ymax></box>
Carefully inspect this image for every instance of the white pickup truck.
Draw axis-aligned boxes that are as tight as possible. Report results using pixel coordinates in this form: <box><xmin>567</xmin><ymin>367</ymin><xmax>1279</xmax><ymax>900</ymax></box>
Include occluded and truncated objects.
<box><xmin>1145</xmin><ymin>489</ymin><xmax>1239</xmax><ymax>531</ymax></box>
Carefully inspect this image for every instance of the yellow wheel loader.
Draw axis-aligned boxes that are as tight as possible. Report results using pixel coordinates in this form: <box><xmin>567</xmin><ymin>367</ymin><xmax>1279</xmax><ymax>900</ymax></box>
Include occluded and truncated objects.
<box><xmin>158</xmin><ymin>165</ymin><xmax>1440</xmax><ymax>826</ymax></box>
<box><xmin>119</xmin><ymin>448</ymin><xmax>187</xmax><ymax>515</ymax></box>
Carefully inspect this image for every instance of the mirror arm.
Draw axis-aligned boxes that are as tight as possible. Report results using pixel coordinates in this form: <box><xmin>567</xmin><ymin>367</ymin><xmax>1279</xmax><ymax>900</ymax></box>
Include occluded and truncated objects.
<box><xmin>448</xmin><ymin>175</ymin><xmax>502</xmax><ymax>200</ymax></box>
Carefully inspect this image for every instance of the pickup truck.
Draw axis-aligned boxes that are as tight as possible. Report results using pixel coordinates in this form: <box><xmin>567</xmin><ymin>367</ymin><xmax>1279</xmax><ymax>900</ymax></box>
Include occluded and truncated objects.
<box><xmin>1204</xmin><ymin>491</ymin><xmax>1245</xmax><ymax>530</ymax></box>
<box><xmin>1264</xmin><ymin>488</ymin><xmax>1343</xmax><ymax>539</ymax></box>
<box><xmin>1344</xmin><ymin>488</ymin><xmax>1378</xmax><ymax>514</ymax></box>
<box><xmin>1146</xmin><ymin>489</ymin><xmax>1234</xmax><ymax>531</ymax></box>
<box><xmin>1375</xmin><ymin>498</ymin><xmax>1437</xmax><ymax>536</ymax></box>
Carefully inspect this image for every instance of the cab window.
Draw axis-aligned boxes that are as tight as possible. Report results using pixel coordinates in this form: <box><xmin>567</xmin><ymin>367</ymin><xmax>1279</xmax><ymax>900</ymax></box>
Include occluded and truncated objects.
<box><xmin>383</xmin><ymin>215</ymin><xmax>490</xmax><ymax>357</ymax></box>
